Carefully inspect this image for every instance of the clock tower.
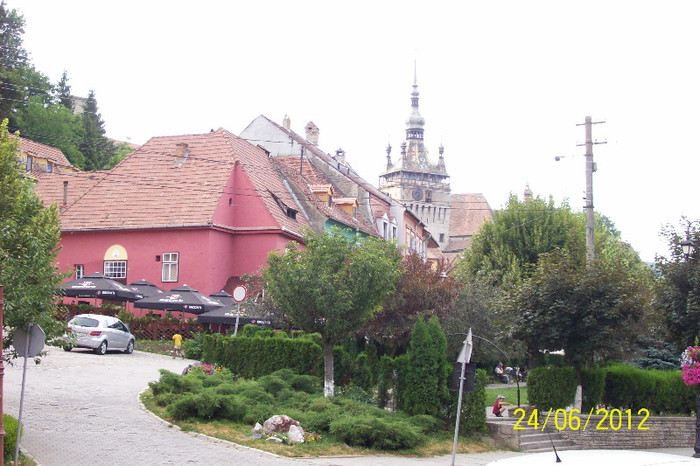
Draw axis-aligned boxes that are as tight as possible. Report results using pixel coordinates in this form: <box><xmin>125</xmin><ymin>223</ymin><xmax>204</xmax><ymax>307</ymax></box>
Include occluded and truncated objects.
<box><xmin>379</xmin><ymin>68</ymin><xmax>451</xmax><ymax>249</ymax></box>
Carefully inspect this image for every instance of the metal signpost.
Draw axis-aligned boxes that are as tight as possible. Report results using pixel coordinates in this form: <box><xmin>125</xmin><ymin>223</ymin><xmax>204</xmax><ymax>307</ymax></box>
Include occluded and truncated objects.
<box><xmin>451</xmin><ymin>328</ymin><xmax>473</xmax><ymax>466</ymax></box>
<box><xmin>12</xmin><ymin>323</ymin><xmax>45</xmax><ymax>466</ymax></box>
<box><xmin>232</xmin><ymin>285</ymin><xmax>247</xmax><ymax>336</ymax></box>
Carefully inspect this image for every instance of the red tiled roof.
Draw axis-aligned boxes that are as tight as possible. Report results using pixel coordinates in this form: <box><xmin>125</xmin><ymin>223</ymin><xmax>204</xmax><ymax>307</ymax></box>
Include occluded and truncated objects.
<box><xmin>276</xmin><ymin>157</ymin><xmax>378</xmax><ymax>237</ymax></box>
<box><xmin>34</xmin><ymin>129</ymin><xmax>309</xmax><ymax>234</ymax></box>
<box><xmin>19</xmin><ymin>137</ymin><xmax>72</xmax><ymax>167</ymax></box>
<box><xmin>448</xmin><ymin>193</ymin><xmax>493</xmax><ymax>238</ymax></box>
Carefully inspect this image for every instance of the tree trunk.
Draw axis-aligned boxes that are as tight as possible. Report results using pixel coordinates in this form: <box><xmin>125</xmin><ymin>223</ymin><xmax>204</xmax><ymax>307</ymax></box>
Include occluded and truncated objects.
<box><xmin>323</xmin><ymin>340</ymin><xmax>334</xmax><ymax>398</ymax></box>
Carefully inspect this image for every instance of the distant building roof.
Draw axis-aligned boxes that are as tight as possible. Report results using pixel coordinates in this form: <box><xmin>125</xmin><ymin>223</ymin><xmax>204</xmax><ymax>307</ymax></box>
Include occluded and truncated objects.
<box><xmin>34</xmin><ymin>128</ymin><xmax>309</xmax><ymax>234</ymax></box>
<box><xmin>19</xmin><ymin>137</ymin><xmax>73</xmax><ymax>168</ymax></box>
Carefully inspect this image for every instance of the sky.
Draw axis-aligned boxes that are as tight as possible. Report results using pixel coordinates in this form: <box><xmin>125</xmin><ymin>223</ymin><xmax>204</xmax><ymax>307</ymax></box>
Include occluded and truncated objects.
<box><xmin>12</xmin><ymin>0</ymin><xmax>700</xmax><ymax>262</ymax></box>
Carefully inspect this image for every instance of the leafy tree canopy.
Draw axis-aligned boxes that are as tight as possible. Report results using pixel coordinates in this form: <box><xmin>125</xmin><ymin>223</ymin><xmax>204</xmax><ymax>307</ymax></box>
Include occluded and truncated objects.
<box><xmin>654</xmin><ymin>218</ymin><xmax>700</xmax><ymax>351</ymax></box>
<box><xmin>80</xmin><ymin>89</ymin><xmax>115</xmax><ymax>171</ymax></box>
<box><xmin>0</xmin><ymin>118</ymin><xmax>64</xmax><ymax>358</ymax></box>
<box><xmin>263</xmin><ymin>228</ymin><xmax>402</xmax><ymax>396</ymax></box>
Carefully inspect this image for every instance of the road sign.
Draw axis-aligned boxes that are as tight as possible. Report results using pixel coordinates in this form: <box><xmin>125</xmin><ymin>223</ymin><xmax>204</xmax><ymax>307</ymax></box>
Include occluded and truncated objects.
<box><xmin>13</xmin><ymin>324</ymin><xmax>46</xmax><ymax>357</ymax></box>
<box><xmin>232</xmin><ymin>285</ymin><xmax>247</xmax><ymax>303</ymax></box>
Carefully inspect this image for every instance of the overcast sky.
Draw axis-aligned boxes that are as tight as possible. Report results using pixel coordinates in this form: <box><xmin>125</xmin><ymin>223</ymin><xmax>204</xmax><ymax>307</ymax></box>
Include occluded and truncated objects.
<box><xmin>14</xmin><ymin>0</ymin><xmax>700</xmax><ymax>262</ymax></box>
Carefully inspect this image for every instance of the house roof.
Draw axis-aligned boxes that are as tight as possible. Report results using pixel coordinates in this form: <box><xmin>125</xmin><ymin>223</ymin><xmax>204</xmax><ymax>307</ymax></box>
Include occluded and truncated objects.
<box><xmin>276</xmin><ymin>156</ymin><xmax>378</xmax><ymax>237</ymax></box>
<box><xmin>19</xmin><ymin>137</ymin><xmax>73</xmax><ymax>168</ymax></box>
<box><xmin>444</xmin><ymin>193</ymin><xmax>493</xmax><ymax>258</ymax></box>
<box><xmin>34</xmin><ymin>128</ymin><xmax>309</xmax><ymax>234</ymax></box>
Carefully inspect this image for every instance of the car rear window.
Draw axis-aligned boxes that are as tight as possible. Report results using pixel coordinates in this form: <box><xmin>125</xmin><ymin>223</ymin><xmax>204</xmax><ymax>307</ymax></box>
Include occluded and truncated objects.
<box><xmin>71</xmin><ymin>317</ymin><xmax>100</xmax><ymax>328</ymax></box>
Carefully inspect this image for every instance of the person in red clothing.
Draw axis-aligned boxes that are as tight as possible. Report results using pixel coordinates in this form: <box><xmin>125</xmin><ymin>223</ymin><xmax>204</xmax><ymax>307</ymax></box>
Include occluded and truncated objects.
<box><xmin>492</xmin><ymin>394</ymin><xmax>510</xmax><ymax>417</ymax></box>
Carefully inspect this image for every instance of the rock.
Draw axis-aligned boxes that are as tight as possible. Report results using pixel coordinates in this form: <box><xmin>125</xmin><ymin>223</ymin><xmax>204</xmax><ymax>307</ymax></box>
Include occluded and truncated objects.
<box><xmin>262</xmin><ymin>414</ymin><xmax>301</xmax><ymax>435</ymax></box>
<box><xmin>266</xmin><ymin>436</ymin><xmax>283</xmax><ymax>443</ymax></box>
<box><xmin>252</xmin><ymin>422</ymin><xmax>263</xmax><ymax>433</ymax></box>
<box><xmin>287</xmin><ymin>424</ymin><xmax>305</xmax><ymax>444</ymax></box>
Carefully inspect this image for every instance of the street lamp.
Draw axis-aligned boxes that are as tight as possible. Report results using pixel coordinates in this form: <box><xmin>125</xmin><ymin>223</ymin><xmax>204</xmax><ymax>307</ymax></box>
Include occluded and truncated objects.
<box><xmin>681</xmin><ymin>239</ymin><xmax>696</xmax><ymax>258</ymax></box>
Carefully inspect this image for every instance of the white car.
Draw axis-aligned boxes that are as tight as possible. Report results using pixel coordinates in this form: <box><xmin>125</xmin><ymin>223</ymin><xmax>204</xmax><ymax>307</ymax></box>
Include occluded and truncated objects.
<box><xmin>488</xmin><ymin>449</ymin><xmax>696</xmax><ymax>466</ymax></box>
<box><xmin>64</xmin><ymin>314</ymin><xmax>135</xmax><ymax>355</ymax></box>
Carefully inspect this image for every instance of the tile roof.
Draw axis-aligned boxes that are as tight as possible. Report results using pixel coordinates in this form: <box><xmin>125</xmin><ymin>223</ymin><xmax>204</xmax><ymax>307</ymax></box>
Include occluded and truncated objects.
<box><xmin>19</xmin><ymin>137</ymin><xmax>73</xmax><ymax>167</ymax></box>
<box><xmin>276</xmin><ymin>156</ymin><xmax>378</xmax><ymax>237</ymax></box>
<box><xmin>448</xmin><ymin>193</ymin><xmax>493</xmax><ymax>238</ymax></box>
<box><xmin>34</xmin><ymin>129</ymin><xmax>309</xmax><ymax>234</ymax></box>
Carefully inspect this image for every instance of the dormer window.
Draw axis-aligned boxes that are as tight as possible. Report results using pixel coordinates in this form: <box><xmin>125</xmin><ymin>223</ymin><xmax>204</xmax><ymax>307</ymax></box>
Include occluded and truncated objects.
<box><xmin>26</xmin><ymin>155</ymin><xmax>32</xmax><ymax>172</ymax></box>
<box><xmin>47</xmin><ymin>161</ymin><xmax>53</xmax><ymax>173</ymax></box>
<box><xmin>269</xmin><ymin>190</ymin><xmax>298</xmax><ymax>220</ymax></box>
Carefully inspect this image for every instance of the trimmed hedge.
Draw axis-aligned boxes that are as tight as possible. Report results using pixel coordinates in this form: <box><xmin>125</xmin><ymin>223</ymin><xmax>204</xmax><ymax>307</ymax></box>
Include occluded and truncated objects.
<box><xmin>528</xmin><ymin>366</ymin><xmax>577</xmax><ymax>410</ymax></box>
<box><xmin>526</xmin><ymin>364</ymin><xmax>696</xmax><ymax>415</ymax></box>
<box><xmin>202</xmin><ymin>333</ymin><xmax>322</xmax><ymax>379</ymax></box>
<box><xmin>329</xmin><ymin>414</ymin><xmax>421</xmax><ymax>450</ymax></box>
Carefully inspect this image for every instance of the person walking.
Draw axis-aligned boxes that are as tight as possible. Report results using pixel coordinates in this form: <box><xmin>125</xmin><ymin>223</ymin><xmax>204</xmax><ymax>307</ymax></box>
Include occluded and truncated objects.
<box><xmin>172</xmin><ymin>333</ymin><xmax>184</xmax><ymax>359</ymax></box>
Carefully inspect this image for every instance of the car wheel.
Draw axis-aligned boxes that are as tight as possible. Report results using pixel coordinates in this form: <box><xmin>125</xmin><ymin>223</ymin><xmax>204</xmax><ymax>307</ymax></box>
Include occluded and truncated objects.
<box><xmin>63</xmin><ymin>345</ymin><xmax>72</xmax><ymax>352</ymax></box>
<box><xmin>124</xmin><ymin>340</ymin><xmax>134</xmax><ymax>354</ymax></box>
<box><xmin>94</xmin><ymin>340</ymin><xmax>107</xmax><ymax>355</ymax></box>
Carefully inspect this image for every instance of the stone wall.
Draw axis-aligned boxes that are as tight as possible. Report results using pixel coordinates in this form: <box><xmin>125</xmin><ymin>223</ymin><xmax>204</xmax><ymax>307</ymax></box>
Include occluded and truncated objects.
<box><xmin>557</xmin><ymin>415</ymin><xmax>695</xmax><ymax>449</ymax></box>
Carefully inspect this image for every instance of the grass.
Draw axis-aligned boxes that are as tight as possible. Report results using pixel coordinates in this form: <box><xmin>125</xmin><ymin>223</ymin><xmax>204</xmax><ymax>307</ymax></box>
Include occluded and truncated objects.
<box><xmin>135</xmin><ymin>339</ymin><xmax>172</xmax><ymax>356</ymax></box>
<box><xmin>140</xmin><ymin>389</ymin><xmax>494</xmax><ymax>458</ymax></box>
<box><xmin>486</xmin><ymin>384</ymin><xmax>529</xmax><ymax>406</ymax></box>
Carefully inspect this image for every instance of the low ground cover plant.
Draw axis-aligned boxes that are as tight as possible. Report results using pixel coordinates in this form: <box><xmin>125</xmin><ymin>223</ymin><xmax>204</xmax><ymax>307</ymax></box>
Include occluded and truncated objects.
<box><xmin>147</xmin><ymin>366</ymin><xmax>438</xmax><ymax>451</ymax></box>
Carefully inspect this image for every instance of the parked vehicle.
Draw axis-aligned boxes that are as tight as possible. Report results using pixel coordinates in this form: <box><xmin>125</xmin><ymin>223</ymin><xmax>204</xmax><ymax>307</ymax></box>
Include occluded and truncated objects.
<box><xmin>64</xmin><ymin>314</ymin><xmax>135</xmax><ymax>355</ymax></box>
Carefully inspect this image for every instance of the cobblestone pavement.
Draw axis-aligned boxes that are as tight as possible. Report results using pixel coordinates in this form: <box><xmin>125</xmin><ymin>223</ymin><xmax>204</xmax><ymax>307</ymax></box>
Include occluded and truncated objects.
<box><xmin>2</xmin><ymin>345</ymin><xmax>523</xmax><ymax>466</ymax></box>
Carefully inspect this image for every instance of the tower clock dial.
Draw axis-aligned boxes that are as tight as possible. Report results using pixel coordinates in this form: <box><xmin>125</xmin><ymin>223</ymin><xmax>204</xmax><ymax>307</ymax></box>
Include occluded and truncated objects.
<box><xmin>411</xmin><ymin>187</ymin><xmax>423</xmax><ymax>201</ymax></box>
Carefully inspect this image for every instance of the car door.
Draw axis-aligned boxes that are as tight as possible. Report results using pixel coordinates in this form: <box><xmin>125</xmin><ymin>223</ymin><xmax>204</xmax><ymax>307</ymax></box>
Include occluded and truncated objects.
<box><xmin>107</xmin><ymin>319</ymin><xmax>129</xmax><ymax>350</ymax></box>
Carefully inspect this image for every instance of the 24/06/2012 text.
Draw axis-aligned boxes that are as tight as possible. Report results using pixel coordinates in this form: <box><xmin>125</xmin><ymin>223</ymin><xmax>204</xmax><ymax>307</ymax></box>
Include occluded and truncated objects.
<box><xmin>512</xmin><ymin>408</ymin><xmax>650</xmax><ymax>432</ymax></box>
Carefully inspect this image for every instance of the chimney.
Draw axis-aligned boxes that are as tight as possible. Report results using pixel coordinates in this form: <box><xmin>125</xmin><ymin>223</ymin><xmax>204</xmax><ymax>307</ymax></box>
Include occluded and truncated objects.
<box><xmin>305</xmin><ymin>121</ymin><xmax>319</xmax><ymax>145</ymax></box>
<box><xmin>175</xmin><ymin>143</ymin><xmax>189</xmax><ymax>166</ymax></box>
<box><xmin>63</xmin><ymin>180</ymin><xmax>68</xmax><ymax>206</ymax></box>
<box><xmin>335</xmin><ymin>148</ymin><xmax>346</xmax><ymax>166</ymax></box>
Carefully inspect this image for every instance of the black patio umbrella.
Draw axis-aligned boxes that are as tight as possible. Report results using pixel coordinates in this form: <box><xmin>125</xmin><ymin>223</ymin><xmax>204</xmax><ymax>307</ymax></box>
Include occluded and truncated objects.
<box><xmin>197</xmin><ymin>305</ymin><xmax>271</xmax><ymax>333</ymax></box>
<box><xmin>208</xmin><ymin>290</ymin><xmax>235</xmax><ymax>307</ymax></box>
<box><xmin>59</xmin><ymin>272</ymin><xmax>144</xmax><ymax>302</ymax></box>
<box><xmin>133</xmin><ymin>284</ymin><xmax>223</xmax><ymax>315</ymax></box>
<box><xmin>128</xmin><ymin>279</ymin><xmax>165</xmax><ymax>298</ymax></box>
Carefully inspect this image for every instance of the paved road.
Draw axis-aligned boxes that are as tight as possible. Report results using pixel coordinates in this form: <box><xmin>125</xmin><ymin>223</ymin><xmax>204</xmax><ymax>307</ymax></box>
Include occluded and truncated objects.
<box><xmin>2</xmin><ymin>345</ymin><xmax>523</xmax><ymax>466</ymax></box>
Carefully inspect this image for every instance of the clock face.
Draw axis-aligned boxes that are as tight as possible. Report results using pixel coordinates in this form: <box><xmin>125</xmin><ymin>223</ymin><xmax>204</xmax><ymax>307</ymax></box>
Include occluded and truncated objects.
<box><xmin>411</xmin><ymin>187</ymin><xmax>423</xmax><ymax>201</ymax></box>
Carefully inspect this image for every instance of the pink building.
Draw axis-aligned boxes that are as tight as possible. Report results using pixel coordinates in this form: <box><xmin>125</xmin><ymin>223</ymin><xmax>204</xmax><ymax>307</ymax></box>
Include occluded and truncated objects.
<box><xmin>34</xmin><ymin>129</ymin><xmax>309</xmax><ymax>299</ymax></box>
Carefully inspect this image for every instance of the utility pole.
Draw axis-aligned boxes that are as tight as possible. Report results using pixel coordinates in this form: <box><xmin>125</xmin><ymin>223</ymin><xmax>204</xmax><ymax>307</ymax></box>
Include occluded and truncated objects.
<box><xmin>576</xmin><ymin>116</ymin><xmax>606</xmax><ymax>265</ymax></box>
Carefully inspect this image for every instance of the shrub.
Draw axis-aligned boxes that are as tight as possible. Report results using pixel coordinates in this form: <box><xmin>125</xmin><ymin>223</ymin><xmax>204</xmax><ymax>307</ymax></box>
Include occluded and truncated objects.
<box><xmin>167</xmin><ymin>394</ymin><xmax>199</xmax><ymax>420</ymax></box>
<box><xmin>3</xmin><ymin>414</ymin><xmax>21</xmax><ymax>461</ymax></box>
<box><xmin>528</xmin><ymin>366</ymin><xmax>577</xmax><ymax>409</ymax></box>
<box><xmin>183</xmin><ymin>330</ymin><xmax>208</xmax><ymax>360</ymax></box>
<box><xmin>291</xmin><ymin>374</ymin><xmax>320</xmax><ymax>394</ymax></box>
<box><xmin>336</xmin><ymin>384</ymin><xmax>374</xmax><ymax>404</ymax></box>
<box><xmin>258</xmin><ymin>374</ymin><xmax>290</xmax><ymax>395</ymax></box>
<box><xmin>409</xmin><ymin>414</ymin><xmax>444</xmax><ymax>433</ymax></box>
<box><xmin>581</xmin><ymin>367</ymin><xmax>606</xmax><ymax>411</ymax></box>
<box><xmin>243</xmin><ymin>404</ymin><xmax>275</xmax><ymax>425</ymax></box>
<box><xmin>329</xmin><ymin>414</ymin><xmax>421</xmax><ymax>450</ymax></box>
<box><xmin>149</xmin><ymin>370</ymin><xmax>204</xmax><ymax>396</ymax></box>
<box><xmin>445</xmin><ymin>368</ymin><xmax>488</xmax><ymax>435</ymax></box>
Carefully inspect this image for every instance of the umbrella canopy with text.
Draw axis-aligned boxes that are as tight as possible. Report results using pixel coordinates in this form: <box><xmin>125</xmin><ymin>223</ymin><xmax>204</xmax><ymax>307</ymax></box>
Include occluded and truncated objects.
<box><xmin>128</xmin><ymin>279</ymin><xmax>165</xmax><ymax>298</ymax></box>
<box><xmin>59</xmin><ymin>273</ymin><xmax>144</xmax><ymax>302</ymax></box>
<box><xmin>134</xmin><ymin>285</ymin><xmax>222</xmax><ymax>315</ymax></box>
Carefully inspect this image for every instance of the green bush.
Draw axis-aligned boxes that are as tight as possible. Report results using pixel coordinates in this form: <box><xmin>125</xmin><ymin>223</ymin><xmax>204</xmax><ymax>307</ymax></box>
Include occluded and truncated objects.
<box><xmin>445</xmin><ymin>368</ymin><xmax>488</xmax><ymax>435</ymax></box>
<box><xmin>202</xmin><ymin>334</ymin><xmax>322</xmax><ymax>379</ymax></box>
<box><xmin>528</xmin><ymin>366</ymin><xmax>577</xmax><ymax>409</ymax></box>
<box><xmin>329</xmin><ymin>414</ymin><xmax>421</xmax><ymax>450</ymax></box>
<box><xmin>409</xmin><ymin>414</ymin><xmax>444</xmax><ymax>433</ymax></box>
<box><xmin>581</xmin><ymin>367</ymin><xmax>606</xmax><ymax>412</ymax></box>
<box><xmin>3</xmin><ymin>414</ymin><xmax>21</xmax><ymax>461</ymax></box>
<box><xmin>183</xmin><ymin>330</ymin><xmax>208</xmax><ymax>360</ymax></box>
<box><xmin>149</xmin><ymin>369</ymin><xmax>204</xmax><ymax>396</ymax></box>
<box><xmin>258</xmin><ymin>374</ymin><xmax>290</xmax><ymax>395</ymax></box>
<box><xmin>336</xmin><ymin>384</ymin><xmax>374</xmax><ymax>404</ymax></box>
<box><xmin>167</xmin><ymin>393</ymin><xmax>199</xmax><ymax>419</ymax></box>
<box><xmin>290</xmin><ymin>374</ymin><xmax>319</xmax><ymax>394</ymax></box>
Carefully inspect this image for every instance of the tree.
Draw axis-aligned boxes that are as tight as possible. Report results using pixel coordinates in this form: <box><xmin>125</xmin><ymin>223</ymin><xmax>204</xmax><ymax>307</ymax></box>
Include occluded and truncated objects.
<box><xmin>399</xmin><ymin>316</ymin><xmax>450</xmax><ymax>416</ymax></box>
<box><xmin>80</xmin><ymin>89</ymin><xmax>115</xmax><ymax>171</ymax></box>
<box><xmin>0</xmin><ymin>2</ymin><xmax>52</xmax><ymax>125</ymax></box>
<box><xmin>0</xmin><ymin>118</ymin><xmax>64</xmax><ymax>358</ymax></box>
<box><xmin>362</xmin><ymin>253</ymin><xmax>459</xmax><ymax>355</ymax></box>
<box><xmin>654</xmin><ymin>219</ymin><xmax>700</xmax><ymax>351</ymax></box>
<box><xmin>502</xmin><ymin>248</ymin><xmax>652</xmax><ymax>384</ymax></box>
<box><xmin>13</xmin><ymin>95</ymin><xmax>86</xmax><ymax>168</ymax></box>
<box><xmin>55</xmin><ymin>70</ymin><xmax>73</xmax><ymax>110</ymax></box>
<box><xmin>263</xmin><ymin>228</ymin><xmax>402</xmax><ymax>396</ymax></box>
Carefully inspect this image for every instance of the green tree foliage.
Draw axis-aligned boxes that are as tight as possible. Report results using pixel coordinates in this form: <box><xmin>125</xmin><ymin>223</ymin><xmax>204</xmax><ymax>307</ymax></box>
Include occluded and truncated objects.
<box><xmin>0</xmin><ymin>119</ymin><xmax>64</xmax><ymax>356</ymax></box>
<box><xmin>55</xmin><ymin>70</ymin><xmax>73</xmax><ymax>110</ymax></box>
<box><xmin>80</xmin><ymin>89</ymin><xmax>115</xmax><ymax>171</ymax></box>
<box><xmin>13</xmin><ymin>95</ymin><xmax>86</xmax><ymax>168</ymax></box>
<box><xmin>654</xmin><ymin>219</ymin><xmax>700</xmax><ymax>351</ymax></box>
<box><xmin>502</xmin><ymin>248</ymin><xmax>652</xmax><ymax>380</ymax></box>
<box><xmin>0</xmin><ymin>2</ymin><xmax>52</xmax><ymax>126</ymax></box>
<box><xmin>399</xmin><ymin>317</ymin><xmax>450</xmax><ymax>416</ymax></box>
<box><xmin>263</xmin><ymin>228</ymin><xmax>402</xmax><ymax>396</ymax></box>
<box><xmin>455</xmin><ymin>195</ymin><xmax>586</xmax><ymax>288</ymax></box>
<box><xmin>362</xmin><ymin>254</ymin><xmax>459</xmax><ymax>356</ymax></box>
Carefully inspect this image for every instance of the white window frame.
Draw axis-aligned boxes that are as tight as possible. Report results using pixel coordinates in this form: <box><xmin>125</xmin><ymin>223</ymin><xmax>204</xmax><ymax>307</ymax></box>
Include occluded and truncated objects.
<box><xmin>75</xmin><ymin>264</ymin><xmax>84</xmax><ymax>279</ymax></box>
<box><xmin>104</xmin><ymin>260</ymin><xmax>127</xmax><ymax>279</ymax></box>
<box><xmin>162</xmin><ymin>252</ymin><xmax>179</xmax><ymax>282</ymax></box>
